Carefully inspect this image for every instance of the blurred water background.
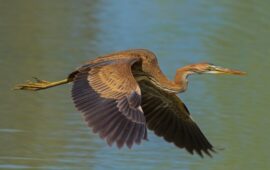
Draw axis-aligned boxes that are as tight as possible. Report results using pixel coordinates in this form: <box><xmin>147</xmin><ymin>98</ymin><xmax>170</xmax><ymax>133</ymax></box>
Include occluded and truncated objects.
<box><xmin>0</xmin><ymin>0</ymin><xmax>269</xmax><ymax>169</ymax></box>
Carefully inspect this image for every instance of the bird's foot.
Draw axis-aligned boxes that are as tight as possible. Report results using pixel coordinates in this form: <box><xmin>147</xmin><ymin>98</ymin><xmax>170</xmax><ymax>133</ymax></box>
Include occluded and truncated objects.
<box><xmin>14</xmin><ymin>77</ymin><xmax>52</xmax><ymax>91</ymax></box>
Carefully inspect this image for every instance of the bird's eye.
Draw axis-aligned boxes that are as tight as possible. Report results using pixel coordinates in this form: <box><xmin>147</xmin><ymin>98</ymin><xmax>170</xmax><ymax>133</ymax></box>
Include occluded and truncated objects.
<box><xmin>207</xmin><ymin>67</ymin><xmax>212</xmax><ymax>71</ymax></box>
<box><xmin>207</xmin><ymin>66</ymin><xmax>215</xmax><ymax>71</ymax></box>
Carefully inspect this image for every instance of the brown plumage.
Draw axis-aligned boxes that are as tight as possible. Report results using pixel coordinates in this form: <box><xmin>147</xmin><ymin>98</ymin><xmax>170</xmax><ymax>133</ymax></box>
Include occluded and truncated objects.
<box><xmin>15</xmin><ymin>49</ymin><xmax>245</xmax><ymax>157</ymax></box>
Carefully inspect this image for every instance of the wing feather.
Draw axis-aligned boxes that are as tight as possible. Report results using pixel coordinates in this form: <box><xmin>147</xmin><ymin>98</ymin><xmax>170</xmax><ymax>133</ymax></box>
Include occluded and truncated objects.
<box><xmin>72</xmin><ymin>58</ymin><xmax>147</xmax><ymax>148</ymax></box>
<box><xmin>139</xmin><ymin>80</ymin><xmax>214</xmax><ymax>157</ymax></box>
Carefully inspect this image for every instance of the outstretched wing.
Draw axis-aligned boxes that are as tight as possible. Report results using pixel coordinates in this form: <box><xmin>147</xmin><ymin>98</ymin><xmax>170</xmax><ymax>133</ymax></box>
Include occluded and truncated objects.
<box><xmin>139</xmin><ymin>80</ymin><xmax>214</xmax><ymax>157</ymax></box>
<box><xmin>72</xmin><ymin>58</ymin><xmax>147</xmax><ymax>148</ymax></box>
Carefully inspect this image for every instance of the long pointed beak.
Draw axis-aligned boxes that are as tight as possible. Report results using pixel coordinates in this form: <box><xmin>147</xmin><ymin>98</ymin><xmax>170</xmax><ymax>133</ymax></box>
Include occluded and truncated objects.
<box><xmin>208</xmin><ymin>66</ymin><xmax>246</xmax><ymax>75</ymax></box>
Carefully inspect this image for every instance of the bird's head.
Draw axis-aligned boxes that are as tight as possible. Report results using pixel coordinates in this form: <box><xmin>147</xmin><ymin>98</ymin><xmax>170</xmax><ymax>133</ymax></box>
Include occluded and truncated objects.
<box><xmin>186</xmin><ymin>63</ymin><xmax>246</xmax><ymax>75</ymax></box>
<box><xmin>175</xmin><ymin>63</ymin><xmax>245</xmax><ymax>92</ymax></box>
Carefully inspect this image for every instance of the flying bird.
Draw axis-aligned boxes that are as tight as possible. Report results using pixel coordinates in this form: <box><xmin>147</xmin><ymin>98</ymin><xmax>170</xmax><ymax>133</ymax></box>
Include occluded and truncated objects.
<box><xmin>15</xmin><ymin>49</ymin><xmax>245</xmax><ymax>157</ymax></box>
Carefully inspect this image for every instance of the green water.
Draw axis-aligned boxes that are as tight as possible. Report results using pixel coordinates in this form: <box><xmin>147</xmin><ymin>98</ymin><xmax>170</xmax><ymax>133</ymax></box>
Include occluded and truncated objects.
<box><xmin>0</xmin><ymin>0</ymin><xmax>269</xmax><ymax>169</ymax></box>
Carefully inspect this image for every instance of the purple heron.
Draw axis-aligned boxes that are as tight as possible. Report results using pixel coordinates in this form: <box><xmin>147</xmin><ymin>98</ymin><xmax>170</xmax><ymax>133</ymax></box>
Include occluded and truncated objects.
<box><xmin>15</xmin><ymin>49</ymin><xmax>245</xmax><ymax>157</ymax></box>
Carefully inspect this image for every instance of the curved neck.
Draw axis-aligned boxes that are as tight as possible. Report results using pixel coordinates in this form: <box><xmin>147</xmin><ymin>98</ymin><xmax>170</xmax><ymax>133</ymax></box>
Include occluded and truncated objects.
<box><xmin>174</xmin><ymin>67</ymin><xmax>194</xmax><ymax>93</ymax></box>
<box><xmin>140</xmin><ymin>61</ymin><xmax>194</xmax><ymax>93</ymax></box>
<box><xmin>147</xmin><ymin>67</ymin><xmax>193</xmax><ymax>94</ymax></box>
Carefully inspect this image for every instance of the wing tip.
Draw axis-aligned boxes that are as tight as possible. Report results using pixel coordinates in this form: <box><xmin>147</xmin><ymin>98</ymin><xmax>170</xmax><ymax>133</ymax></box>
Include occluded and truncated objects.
<box><xmin>185</xmin><ymin>147</ymin><xmax>216</xmax><ymax>158</ymax></box>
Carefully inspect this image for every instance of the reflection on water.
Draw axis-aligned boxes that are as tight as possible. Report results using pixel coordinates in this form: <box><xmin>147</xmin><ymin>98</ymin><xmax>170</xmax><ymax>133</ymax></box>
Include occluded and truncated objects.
<box><xmin>0</xmin><ymin>0</ymin><xmax>269</xmax><ymax>169</ymax></box>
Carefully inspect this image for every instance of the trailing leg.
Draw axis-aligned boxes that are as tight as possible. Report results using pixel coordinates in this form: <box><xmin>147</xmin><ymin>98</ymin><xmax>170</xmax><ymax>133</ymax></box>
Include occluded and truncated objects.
<box><xmin>14</xmin><ymin>77</ymin><xmax>72</xmax><ymax>91</ymax></box>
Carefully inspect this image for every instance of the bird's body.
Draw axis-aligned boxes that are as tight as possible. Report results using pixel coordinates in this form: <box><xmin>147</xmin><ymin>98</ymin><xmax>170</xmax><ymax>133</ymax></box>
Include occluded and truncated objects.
<box><xmin>69</xmin><ymin>49</ymin><xmax>184</xmax><ymax>93</ymax></box>
<box><xmin>15</xmin><ymin>49</ymin><xmax>245</xmax><ymax>157</ymax></box>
